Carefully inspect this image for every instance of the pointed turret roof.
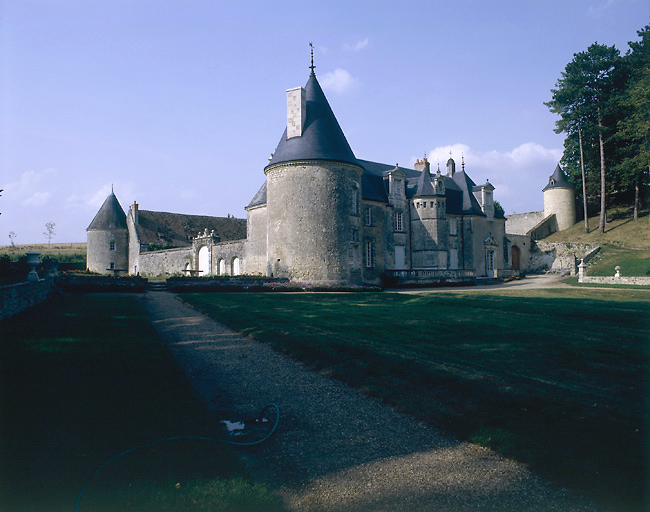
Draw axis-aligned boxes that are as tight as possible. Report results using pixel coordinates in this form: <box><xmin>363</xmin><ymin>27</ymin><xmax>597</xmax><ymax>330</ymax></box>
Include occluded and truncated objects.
<box><xmin>413</xmin><ymin>160</ymin><xmax>436</xmax><ymax>197</ymax></box>
<box><xmin>87</xmin><ymin>192</ymin><xmax>127</xmax><ymax>231</ymax></box>
<box><xmin>266</xmin><ymin>72</ymin><xmax>358</xmax><ymax>168</ymax></box>
<box><xmin>542</xmin><ymin>163</ymin><xmax>573</xmax><ymax>191</ymax></box>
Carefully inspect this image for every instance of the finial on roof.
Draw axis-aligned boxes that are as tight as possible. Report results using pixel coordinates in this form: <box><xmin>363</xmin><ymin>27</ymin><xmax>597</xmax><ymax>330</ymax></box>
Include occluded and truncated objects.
<box><xmin>461</xmin><ymin>153</ymin><xmax>465</xmax><ymax>172</ymax></box>
<box><xmin>111</xmin><ymin>184</ymin><xmax>114</xmax><ymax>194</ymax></box>
<box><xmin>309</xmin><ymin>42</ymin><xmax>316</xmax><ymax>75</ymax></box>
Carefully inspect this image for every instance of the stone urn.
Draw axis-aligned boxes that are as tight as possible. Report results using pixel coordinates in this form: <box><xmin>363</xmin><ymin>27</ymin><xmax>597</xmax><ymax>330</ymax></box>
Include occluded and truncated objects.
<box><xmin>26</xmin><ymin>252</ymin><xmax>41</xmax><ymax>282</ymax></box>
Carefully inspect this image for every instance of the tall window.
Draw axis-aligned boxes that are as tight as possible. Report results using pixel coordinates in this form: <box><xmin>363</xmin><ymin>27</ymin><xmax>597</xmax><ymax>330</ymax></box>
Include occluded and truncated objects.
<box><xmin>364</xmin><ymin>240</ymin><xmax>374</xmax><ymax>269</ymax></box>
<box><xmin>350</xmin><ymin>229</ymin><xmax>359</xmax><ymax>242</ymax></box>
<box><xmin>351</xmin><ymin>187</ymin><xmax>359</xmax><ymax>215</ymax></box>
<box><xmin>364</xmin><ymin>206</ymin><xmax>373</xmax><ymax>226</ymax></box>
<box><xmin>394</xmin><ymin>211</ymin><xmax>403</xmax><ymax>232</ymax></box>
<box><xmin>449</xmin><ymin>217</ymin><xmax>457</xmax><ymax>235</ymax></box>
<box><xmin>109</xmin><ymin>241</ymin><xmax>115</xmax><ymax>251</ymax></box>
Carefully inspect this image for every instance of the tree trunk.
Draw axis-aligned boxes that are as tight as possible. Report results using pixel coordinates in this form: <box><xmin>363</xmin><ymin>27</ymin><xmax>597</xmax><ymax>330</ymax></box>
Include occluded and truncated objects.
<box><xmin>634</xmin><ymin>175</ymin><xmax>639</xmax><ymax>220</ymax></box>
<box><xmin>578</xmin><ymin>125</ymin><xmax>589</xmax><ymax>233</ymax></box>
<box><xmin>597</xmin><ymin>107</ymin><xmax>607</xmax><ymax>234</ymax></box>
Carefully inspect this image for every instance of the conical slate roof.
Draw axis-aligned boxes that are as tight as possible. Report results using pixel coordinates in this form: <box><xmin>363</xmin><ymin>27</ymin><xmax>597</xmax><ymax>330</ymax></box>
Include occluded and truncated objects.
<box><xmin>87</xmin><ymin>192</ymin><xmax>127</xmax><ymax>231</ymax></box>
<box><xmin>542</xmin><ymin>164</ymin><xmax>573</xmax><ymax>191</ymax></box>
<box><xmin>413</xmin><ymin>161</ymin><xmax>436</xmax><ymax>197</ymax></box>
<box><xmin>266</xmin><ymin>72</ymin><xmax>358</xmax><ymax>168</ymax></box>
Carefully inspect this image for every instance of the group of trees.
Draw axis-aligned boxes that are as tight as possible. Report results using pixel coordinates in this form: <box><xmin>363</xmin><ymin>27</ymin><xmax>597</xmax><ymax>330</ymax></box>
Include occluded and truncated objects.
<box><xmin>546</xmin><ymin>24</ymin><xmax>650</xmax><ymax>232</ymax></box>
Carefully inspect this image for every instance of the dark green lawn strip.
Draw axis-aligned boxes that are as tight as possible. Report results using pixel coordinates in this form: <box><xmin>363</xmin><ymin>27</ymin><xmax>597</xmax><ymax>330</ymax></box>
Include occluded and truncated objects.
<box><xmin>0</xmin><ymin>295</ymin><xmax>283</xmax><ymax>512</ymax></box>
<box><xmin>181</xmin><ymin>290</ymin><xmax>650</xmax><ymax>512</ymax></box>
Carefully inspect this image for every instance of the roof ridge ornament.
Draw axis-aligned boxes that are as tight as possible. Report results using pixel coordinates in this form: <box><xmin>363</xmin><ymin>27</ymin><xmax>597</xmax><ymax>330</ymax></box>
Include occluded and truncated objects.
<box><xmin>309</xmin><ymin>42</ymin><xmax>316</xmax><ymax>75</ymax></box>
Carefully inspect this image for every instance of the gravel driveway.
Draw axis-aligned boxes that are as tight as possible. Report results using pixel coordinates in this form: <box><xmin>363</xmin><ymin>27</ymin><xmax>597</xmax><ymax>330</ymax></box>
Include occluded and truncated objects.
<box><xmin>141</xmin><ymin>291</ymin><xmax>603</xmax><ymax>512</ymax></box>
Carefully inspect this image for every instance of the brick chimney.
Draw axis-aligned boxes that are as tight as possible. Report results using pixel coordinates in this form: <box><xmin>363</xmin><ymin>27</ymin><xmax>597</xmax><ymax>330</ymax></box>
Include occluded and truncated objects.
<box><xmin>286</xmin><ymin>87</ymin><xmax>306</xmax><ymax>139</ymax></box>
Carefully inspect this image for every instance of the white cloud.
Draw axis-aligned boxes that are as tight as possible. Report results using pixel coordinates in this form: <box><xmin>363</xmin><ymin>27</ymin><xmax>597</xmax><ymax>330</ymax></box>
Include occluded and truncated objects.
<box><xmin>4</xmin><ymin>169</ymin><xmax>58</xmax><ymax>201</ymax></box>
<box><xmin>416</xmin><ymin>142</ymin><xmax>562</xmax><ymax>215</ymax></box>
<box><xmin>22</xmin><ymin>192</ymin><xmax>52</xmax><ymax>206</ymax></box>
<box><xmin>344</xmin><ymin>38</ymin><xmax>369</xmax><ymax>52</ymax></box>
<box><xmin>320</xmin><ymin>69</ymin><xmax>360</xmax><ymax>95</ymax></box>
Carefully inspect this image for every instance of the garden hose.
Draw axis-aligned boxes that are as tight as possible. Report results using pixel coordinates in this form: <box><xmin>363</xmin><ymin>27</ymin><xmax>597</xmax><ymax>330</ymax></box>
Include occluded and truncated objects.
<box><xmin>74</xmin><ymin>403</ymin><xmax>279</xmax><ymax>512</ymax></box>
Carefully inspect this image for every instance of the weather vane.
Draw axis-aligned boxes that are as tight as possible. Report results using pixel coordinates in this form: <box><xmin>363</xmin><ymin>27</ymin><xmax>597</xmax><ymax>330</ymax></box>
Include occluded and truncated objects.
<box><xmin>309</xmin><ymin>42</ymin><xmax>316</xmax><ymax>74</ymax></box>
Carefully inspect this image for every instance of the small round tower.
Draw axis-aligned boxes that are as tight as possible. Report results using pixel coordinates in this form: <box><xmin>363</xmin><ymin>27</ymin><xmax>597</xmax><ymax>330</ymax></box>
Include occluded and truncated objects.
<box><xmin>86</xmin><ymin>190</ymin><xmax>129</xmax><ymax>273</ymax></box>
<box><xmin>543</xmin><ymin>164</ymin><xmax>576</xmax><ymax>231</ymax></box>
<box><xmin>264</xmin><ymin>66</ymin><xmax>363</xmax><ymax>283</ymax></box>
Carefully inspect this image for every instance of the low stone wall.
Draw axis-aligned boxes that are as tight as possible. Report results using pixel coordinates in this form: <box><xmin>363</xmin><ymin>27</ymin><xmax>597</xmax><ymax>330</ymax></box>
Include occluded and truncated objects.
<box><xmin>529</xmin><ymin>241</ymin><xmax>600</xmax><ymax>274</ymax></box>
<box><xmin>579</xmin><ymin>275</ymin><xmax>650</xmax><ymax>285</ymax></box>
<box><xmin>0</xmin><ymin>279</ymin><xmax>56</xmax><ymax>321</ymax></box>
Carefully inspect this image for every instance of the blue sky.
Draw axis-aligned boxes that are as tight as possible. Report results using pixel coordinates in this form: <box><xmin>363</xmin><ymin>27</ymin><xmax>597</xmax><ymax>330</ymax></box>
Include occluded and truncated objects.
<box><xmin>1</xmin><ymin>0</ymin><xmax>647</xmax><ymax>243</ymax></box>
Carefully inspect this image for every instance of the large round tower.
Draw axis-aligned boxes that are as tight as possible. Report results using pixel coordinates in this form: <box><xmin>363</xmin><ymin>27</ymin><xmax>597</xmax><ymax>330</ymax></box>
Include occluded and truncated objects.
<box><xmin>543</xmin><ymin>164</ymin><xmax>576</xmax><ymax>231</ymax></box>
<box><xmin>86</xmin><ymin>190</ymin><xmax>129</xmax><ymax>273</ymax></box>
<box><xmin>264</xmin><ymin>67</ymin><xmax>364</xmax><ymax>284</ymax></box>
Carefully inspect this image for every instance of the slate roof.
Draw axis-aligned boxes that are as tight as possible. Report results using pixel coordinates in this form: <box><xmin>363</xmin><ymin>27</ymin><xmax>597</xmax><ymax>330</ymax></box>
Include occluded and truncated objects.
<box><xmin>451</xmin><ymin>171</ymin><xmax>487</xmax><ymax>216</ymax></box>
<box><xmin>87</xmin><ymin>193</ymin><xmax>127</xmax><ymax>231</ymax></box>
<box><xmin>266</xmin><ymin>72</ymin><xmax>359</xmax><ymax>168</ymax></box>
<box><xmin>135</xmin><ymin>210</ymin><xmax>246</xmax><ymax>247</ymax></box>
<box><xmin>413</xmin><ymin>163</ymin><xmax>437</xmax><ymax>197</ymax></box>
<box><xmin>542</xmin><ymin>163</ymin><xmax>573</xmax><ymax>191</ymax></box>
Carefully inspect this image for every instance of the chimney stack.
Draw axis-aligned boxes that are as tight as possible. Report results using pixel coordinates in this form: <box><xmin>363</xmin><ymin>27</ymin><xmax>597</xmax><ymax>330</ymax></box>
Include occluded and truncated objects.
<box><xmin>286</xmin><ymin>87</ymin><xmax>306</xmax><ymax>139</ymax></box>
<box><xmin>130</xmin><ymin>201</ymin><xmax>139</xmax><ymax>225</ymax></box>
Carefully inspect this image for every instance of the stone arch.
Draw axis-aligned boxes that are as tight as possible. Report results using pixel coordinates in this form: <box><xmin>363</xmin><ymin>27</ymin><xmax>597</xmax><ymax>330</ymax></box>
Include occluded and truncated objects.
<box><xmin>511</xmin><ymin>245</ymin><xmax>521</xmax><ymax>271</ymax></box>
<box><xmin>231</xmin><ymin>257</ymin><xmax>240</xmax><ymax>276</ymax></box>
<box><xmin>198</xmin><ymin>246</ymin><xmax>210</xmax><ymax>276</ymax></box>
<box><xmin>217</xmin><ymin>258</ymin><xmax>226</xmax><ymax>276</ymax></box>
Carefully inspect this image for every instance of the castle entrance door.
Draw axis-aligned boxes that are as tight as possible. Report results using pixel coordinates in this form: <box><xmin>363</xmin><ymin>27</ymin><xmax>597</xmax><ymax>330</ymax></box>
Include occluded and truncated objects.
<box><xmin>511</xmin><ymin>245</ymin><xmax>521</xmax><ymax>271</ymax></box>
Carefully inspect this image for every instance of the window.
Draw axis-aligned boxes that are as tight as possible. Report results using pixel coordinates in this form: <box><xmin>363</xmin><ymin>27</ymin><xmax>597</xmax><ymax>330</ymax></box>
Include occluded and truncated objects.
<box><xmin>449</xmin><ymin>217</ymin><xmax>457</xmax><ymax>235</ymax></box>
<box><xmin>364</xmin><ymin>207</ymin><xmax>373</xmax><ymax>226</ymax></box>
<box><xmin>351</xmin><ymin>187</ymin><xmax>359</xmax><ymax>214</ymax></box>
<box><xmin>109</xmin><ymin>262</ymin><xmax>115</xmax><ymax>269</ymax></box>
<box><xmin>364</xmin><ymin>240</ymin><xmax>374</xmax><ymax>269</ymax></box>
<box><xmin>351</xmin><ymin>229</ymin><xmax>359</xmax><ymax>242</ymax></box>
<box><xmin>109</xmin><ymin>241</ymin><xmax>115</xmax><ymax>251</ymax></box>
<box><xmin>394</xmin><ymin>211</ymin><xmax>403</xmax><ymax>232</ymax></box>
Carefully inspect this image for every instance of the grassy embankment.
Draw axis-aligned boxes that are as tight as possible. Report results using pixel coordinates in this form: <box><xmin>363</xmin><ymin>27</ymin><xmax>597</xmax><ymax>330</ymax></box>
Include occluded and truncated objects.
<box><xmin>0</xmin><ymin>295</ymin><xmax>283</xmax><ymax>512</ymax></box>
<box><xmin>545</xmin><ymin>207</ymin><xmax>650</xmax><ymax>277</ymax></box>
<box><xmin>181</xmin><ymin>289</ymin><xmax>650</xmax><ymax>512</ymax></box>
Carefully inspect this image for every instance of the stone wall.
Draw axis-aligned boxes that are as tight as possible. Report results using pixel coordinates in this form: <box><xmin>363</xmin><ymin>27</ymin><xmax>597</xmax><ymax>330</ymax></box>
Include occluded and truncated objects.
<box><xmin>579</xmin><ymin>275</ymin><xmax>650</xmax><ymax>285</ymax></box>
<box><xmin>529</xmin><ymin>241</ymin><xmax>600</xmax><ymax>273</ymax></box>
<box><xmin>265</xmin><ymin>160</ymin><xmax>364</xmax><ymax>284</ymax></box>
<box><xmin>1</xmin><ymin>279</ymin><xmax>56</xmax><ymax>321</ymax></box>
<box><xmin>505</xmin><ymin>211</ymin><xmax>545</xmax><ymax>235</ymax></box>
<box><xmin>138</xmin><ymin>247</ymin><xmax>193</xmax><ymax>276</ymax></box>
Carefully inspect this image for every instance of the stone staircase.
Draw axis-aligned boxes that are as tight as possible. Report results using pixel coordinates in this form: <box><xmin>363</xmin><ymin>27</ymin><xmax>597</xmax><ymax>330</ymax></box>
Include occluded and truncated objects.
<box><xmin>147</xmin><ymin>280</ymin><xmax>168</xmax><ymax>292</ymax></box>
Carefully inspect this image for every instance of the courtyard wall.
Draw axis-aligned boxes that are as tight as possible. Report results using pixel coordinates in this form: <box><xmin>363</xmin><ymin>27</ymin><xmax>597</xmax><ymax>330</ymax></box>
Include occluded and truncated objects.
<box><xmin>1</xmin><ymin>279</ymin><xmax>56</xmax><ymax>321</ymax></box>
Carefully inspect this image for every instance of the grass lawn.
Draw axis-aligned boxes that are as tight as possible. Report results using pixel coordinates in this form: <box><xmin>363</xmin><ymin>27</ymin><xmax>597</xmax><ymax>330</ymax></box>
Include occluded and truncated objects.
<box><xmin>181</xmin><ymin>289</ymin><xmax>650</xmax><ymax>512</ymax></box>
<box><xmin>0</xmin><ymin>295</ymin><xmax>283</xmax><ymax>512</ymax></box>
<box><xmin>586</xmin><ymin>243</ymin><xmax>650</xmax><ymax>277</ymax></box>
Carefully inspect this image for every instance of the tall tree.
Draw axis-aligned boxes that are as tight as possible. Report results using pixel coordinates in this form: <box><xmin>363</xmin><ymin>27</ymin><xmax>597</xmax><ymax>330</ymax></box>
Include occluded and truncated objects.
<box><xmin>617</xmin><ymin>25</ymin><xmax>650</xmax><ymax>222</ymax></box>
<box><xmin>546</xmin><ymin>43</ymin><xmax>622</xmax><ymax>233</ymax></box>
